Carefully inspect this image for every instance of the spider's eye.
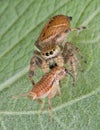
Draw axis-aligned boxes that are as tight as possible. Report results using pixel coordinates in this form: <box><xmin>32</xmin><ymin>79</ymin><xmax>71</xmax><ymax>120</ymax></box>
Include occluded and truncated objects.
<box><xmin>65</xmin><ymin>68</ymin><xmax>68</xmax><ymax>73</ymax></box>
<box><xmin>50</xmin><ymin>51</ymin><xmax>53</xmax><ymax>55</ymax></box>
<box><xmin>42</xmin><ymin>53</ymin><xmax>44</xmax><ymax>55</ymax></box>
<box><xmin>46</xmin><ymin>52</ymin><xmax>49</xmax><ymax>56</ymax></box>
<box><xmin>53</xmin><ymin>48</ymin><xmax>55</xmax><ymax>51</ymax></box>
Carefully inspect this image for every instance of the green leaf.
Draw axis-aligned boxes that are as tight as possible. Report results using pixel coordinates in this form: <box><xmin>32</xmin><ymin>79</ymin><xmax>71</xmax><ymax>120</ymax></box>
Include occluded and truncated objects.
<box><xmin>0</xmin><ymin>0</ymin><xmax>100</xmax><ymax>130</ymax></box>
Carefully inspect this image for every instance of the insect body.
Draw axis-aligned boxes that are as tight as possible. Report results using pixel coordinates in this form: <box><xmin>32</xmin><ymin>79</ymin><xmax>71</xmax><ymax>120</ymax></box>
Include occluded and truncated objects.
<box><xmin>14</xmin><ymin>66</ymin><xmax>69</xmax><ymax>119</ymax></box>
<box><xmin>35</xmin><ymin>14</ymin><xmax>85</xmax><ymax>50</ymax></box>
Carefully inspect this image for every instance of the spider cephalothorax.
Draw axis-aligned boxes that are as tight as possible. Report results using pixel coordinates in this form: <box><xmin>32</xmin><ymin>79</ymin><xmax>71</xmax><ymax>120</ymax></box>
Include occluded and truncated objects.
<box><xmin>41</xmin><ymin>44</ymin><xmax>61</xmax><ymax>60</ymax></box>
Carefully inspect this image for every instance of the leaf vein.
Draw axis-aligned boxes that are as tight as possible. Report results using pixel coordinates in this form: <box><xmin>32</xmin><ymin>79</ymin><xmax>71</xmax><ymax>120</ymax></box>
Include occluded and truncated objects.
<box><xmin>53</xmin><ymin>116</ymin><xmax>67</xmax><ymax>130</ymax></box>
<box><xmin>81</xmin><ymin>7</ymin><xmax>100</xmax><ymax>26</ymax></box>
<box><xmin>0</xmin><ymin>86</ymin><xmax>99</xmax><ymax>115</ymax></box>
<box><xmin>1</xmin><ymin>121</ymin><xmax>7</xmax><ymax>130</ymax></box>
<box><xmin>75</xmin><ymin>0</ymin><xmax>92</xmax><ymax>26</ymax></box>
<box><xmin>0</xmin><ymin>66</ymin><xmax>29</xmax><ymax>91</ymax></box>
<box><xmin>38</xmin><ymin>115</ymin><xmax>45</xmax><ymax>130</ymax></box>
<box><xmin>0</xmin><ymin>0</ymin><xmax>35</xmax><ymax>37</ymax></box>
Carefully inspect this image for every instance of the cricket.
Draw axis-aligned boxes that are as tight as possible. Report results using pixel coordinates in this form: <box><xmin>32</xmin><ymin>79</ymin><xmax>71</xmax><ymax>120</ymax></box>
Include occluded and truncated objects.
<box><xmin>13</xmin><ymin>66</ymin><xmax>70</xmax><ymax>119</ymax></box>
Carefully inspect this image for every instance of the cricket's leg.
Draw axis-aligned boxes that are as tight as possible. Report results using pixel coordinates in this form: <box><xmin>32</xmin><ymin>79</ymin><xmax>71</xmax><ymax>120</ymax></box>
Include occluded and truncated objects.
<box><xmin>37</xmin><ymin>99</ymin><xmax>45</xmax><ymax>112</ymax></box>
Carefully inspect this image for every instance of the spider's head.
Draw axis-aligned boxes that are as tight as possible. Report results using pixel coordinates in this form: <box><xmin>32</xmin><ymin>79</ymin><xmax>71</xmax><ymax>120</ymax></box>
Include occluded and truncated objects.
<box><xmin>41</xmin><ymin>44</ymin><xmax>61</xmax><ymax>60</ymax></box>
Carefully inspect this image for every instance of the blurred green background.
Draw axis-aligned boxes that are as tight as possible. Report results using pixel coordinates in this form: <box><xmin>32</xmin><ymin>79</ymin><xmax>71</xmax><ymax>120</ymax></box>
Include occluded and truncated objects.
<box><xmin>0</xmin><ymin>0</ymin><xmax>100</xmax><ymax>130</ymax></box>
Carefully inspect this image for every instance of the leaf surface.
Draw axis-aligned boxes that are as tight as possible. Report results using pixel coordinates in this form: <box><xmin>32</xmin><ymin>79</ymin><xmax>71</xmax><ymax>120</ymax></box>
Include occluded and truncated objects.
<box><xmin>0</xmin><ymin>0</ymin><xmax>100</xmax><ymax>130</ymax></box>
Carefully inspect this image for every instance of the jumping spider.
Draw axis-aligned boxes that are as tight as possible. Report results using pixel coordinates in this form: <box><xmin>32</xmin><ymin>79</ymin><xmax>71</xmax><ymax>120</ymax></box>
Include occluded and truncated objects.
<box><xmin>29</xmin><ymin>14</ymin><xmax>86</xmax><ymax>85</ymax></box>
<box><xmin>29</xmin><ymin>42</ymin><xmax>86</xmax><ymax>85</ymax></box>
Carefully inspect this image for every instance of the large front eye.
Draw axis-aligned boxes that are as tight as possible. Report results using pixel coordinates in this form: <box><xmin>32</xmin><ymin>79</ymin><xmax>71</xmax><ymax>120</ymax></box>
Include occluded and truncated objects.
<box><xmin>65</xmin><ymin>68</ymin><xmax>68</xmax><ymax>73</ymax></box>
<box><xmin>50</xmin><ymin>51</ymin><xmax>53</xmax><ymax>55</ymax></box>
<box><xmin>46</xmin><ymin>52</ymin><xmax>49</xmax><ymax>56</ymax></box>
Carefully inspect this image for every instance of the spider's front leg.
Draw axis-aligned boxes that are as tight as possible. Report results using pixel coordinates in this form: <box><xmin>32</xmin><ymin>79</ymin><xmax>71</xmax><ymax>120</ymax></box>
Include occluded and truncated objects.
<box><xmin>29</xmin><ymin>51</ymin><xmax>43</xmax><ymax>85</ymax></box>
<box><xmin>29</xmin><ymin>56</ymin><xmax>37</xmax><ymax>85</ymax></box>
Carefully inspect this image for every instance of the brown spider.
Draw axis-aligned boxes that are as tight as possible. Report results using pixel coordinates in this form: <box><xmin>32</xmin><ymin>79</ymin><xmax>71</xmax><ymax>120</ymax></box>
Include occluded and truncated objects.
<box><xmin>29</xmin><ymin>42</ymin><xmax>86</xmax><ymax>85</ymax></box>
<box><xmin>29</xmin><ymin>14</ymin><xmax>86</xmax><ymax>85</ymax></box>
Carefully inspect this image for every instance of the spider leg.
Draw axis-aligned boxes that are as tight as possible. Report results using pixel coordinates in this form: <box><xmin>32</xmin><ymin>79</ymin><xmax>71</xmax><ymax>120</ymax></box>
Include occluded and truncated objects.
<box><xmin>71</xmin><ymin>26</ymin><xmax>86</xmax><ymax>32</ymax></box>
<box><xmin>55</xmin><ymin>54</ymin><xmax>64</xmax><ymax>67</ymax></box>
<box><xmin>41</xmin><ymin>60</ymin><xmax>50</xmax><ymax>73</ymax></box>
<box><xmin>65</xmin><ymin>42</ymin><xmax>87</xmax><ymax>63</ymax></box>
<box><xmin>73</xmin><ymin>55</ymin><xmax>83</xmax><ymax>72</ymax></box>
<box><xmin>63</xmin><ymin>42</ymin><xmax>85</xmax><ymax>84</ymax></box>
<box><xmin>69</xmin><ymin>57</ymin><xmax>77</xmax><ymax>85</ymax></box>
<box><xmin>29</xmin><ymin>56</ymin><xmax>37</xmax><ymax>85</ymax></box>
<box><xmin>34</xmin><ymin>39</ymin><xmax>43</xmax><ymax>50</ymax></box>
<box><xmin>29</xmin><ymin>51</ymin><xmax>43</xmax><ymax>85</ymax></box>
